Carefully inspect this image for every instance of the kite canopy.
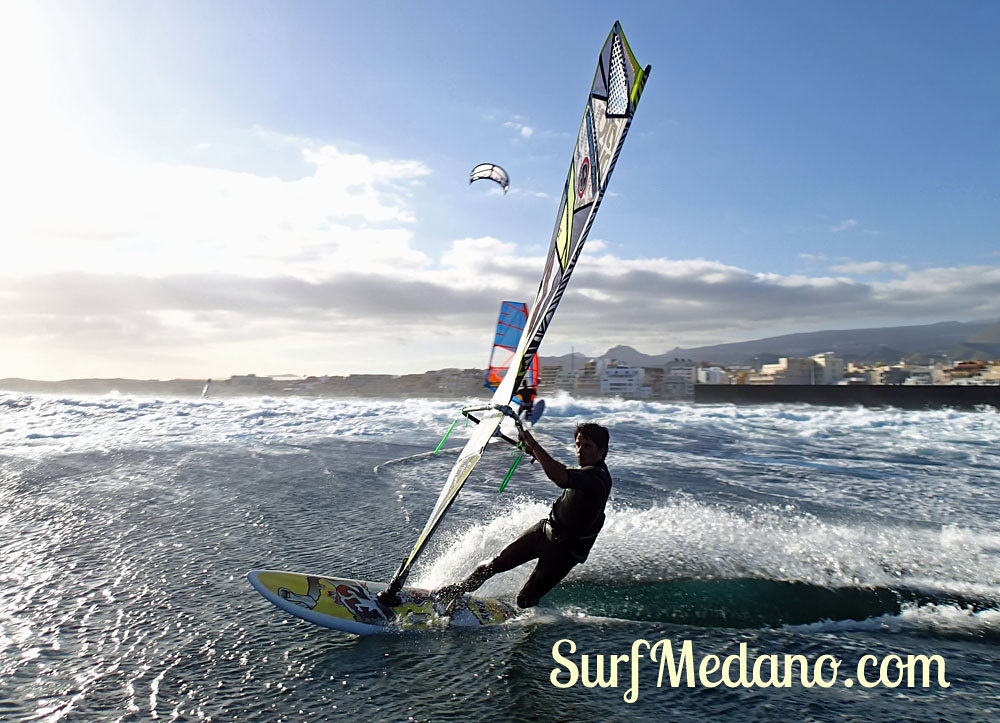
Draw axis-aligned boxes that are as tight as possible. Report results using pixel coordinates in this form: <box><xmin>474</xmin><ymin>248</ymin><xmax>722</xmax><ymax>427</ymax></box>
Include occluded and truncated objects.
<box><xmin>469</xmin><ymin>163</ymin><xmax>510</xmax><ymax>194</ymax></box>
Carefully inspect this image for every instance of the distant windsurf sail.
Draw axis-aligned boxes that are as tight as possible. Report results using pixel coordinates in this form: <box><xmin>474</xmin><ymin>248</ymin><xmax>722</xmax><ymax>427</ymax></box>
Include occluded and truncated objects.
<box><xmin>383</xmin><ymin>21</ymin><xmax>650</xmax><ymax>597</ymax></box>
<box><xmin>485</xmin><ymin>301</ymin><xmax>538</xmax><ymax>404</ymax></box>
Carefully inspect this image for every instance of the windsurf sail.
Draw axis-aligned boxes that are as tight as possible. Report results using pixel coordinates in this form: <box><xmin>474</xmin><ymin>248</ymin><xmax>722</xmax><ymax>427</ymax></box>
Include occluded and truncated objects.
<box><xmin>485</xmin><ymin>301</ymin><xmax>538</xmax><ymax>404</ymax></box>
<box><xmin>382</xmin><ymin>21</ymin><xmax>650</xmax><ymax>600</ymax></box>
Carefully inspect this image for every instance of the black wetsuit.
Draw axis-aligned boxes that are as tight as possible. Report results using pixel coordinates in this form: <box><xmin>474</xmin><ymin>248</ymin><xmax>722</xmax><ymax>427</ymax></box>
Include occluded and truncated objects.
<box><xmin>477</xmin><ymin>460</ymin><xmax>612</xmax><ymax>608</ymax></box>
<box><xmin>519</xmin><ymin>389</ymin><xmax>536</xmax><ymax>419</ymax></box>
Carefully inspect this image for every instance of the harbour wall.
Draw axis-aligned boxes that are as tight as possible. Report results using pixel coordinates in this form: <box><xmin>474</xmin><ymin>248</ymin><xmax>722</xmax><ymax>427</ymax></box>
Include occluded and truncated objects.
<box><xmin>694</xmin><ymin>384</ymin><xmax>1000</xmax><ymax>410</ymax></box>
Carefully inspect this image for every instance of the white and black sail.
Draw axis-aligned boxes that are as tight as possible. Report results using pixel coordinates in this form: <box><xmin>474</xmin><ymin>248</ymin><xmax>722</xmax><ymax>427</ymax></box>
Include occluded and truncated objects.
<box><xmin>383</xmin><ymin>22</ymin><xmax>651</xmax><ymax>596</ymax></box>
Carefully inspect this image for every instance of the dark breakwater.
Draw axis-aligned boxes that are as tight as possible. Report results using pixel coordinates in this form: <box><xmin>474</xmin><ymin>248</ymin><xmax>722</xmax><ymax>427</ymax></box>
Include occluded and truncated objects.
<box><xmin>695</xmin><ymin>384</ymin><xmax>1000</xmax><ymax>409</ymax></box>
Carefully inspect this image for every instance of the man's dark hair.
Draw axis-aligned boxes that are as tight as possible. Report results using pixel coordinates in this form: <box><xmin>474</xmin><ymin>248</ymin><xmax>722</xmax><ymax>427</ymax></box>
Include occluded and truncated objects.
<box><xmin>575</xmin><ymin>422</ymin><xmax>609</xmax><ymax>457</ymax></box>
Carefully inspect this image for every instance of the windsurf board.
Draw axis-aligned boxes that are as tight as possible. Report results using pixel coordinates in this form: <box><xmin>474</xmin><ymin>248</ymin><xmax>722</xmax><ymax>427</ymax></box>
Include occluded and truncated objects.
<box><xmin>247</xmin><ymin>570</ymin><xmax>518</xmax><ymax>635</ymax></box>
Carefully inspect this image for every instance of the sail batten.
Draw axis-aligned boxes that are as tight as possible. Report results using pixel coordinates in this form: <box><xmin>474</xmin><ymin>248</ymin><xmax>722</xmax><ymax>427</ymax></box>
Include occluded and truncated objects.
<box><xmin>385</xmin><ymin>22</ymin><xmax>650</xmax><ymax>593</ymax></box>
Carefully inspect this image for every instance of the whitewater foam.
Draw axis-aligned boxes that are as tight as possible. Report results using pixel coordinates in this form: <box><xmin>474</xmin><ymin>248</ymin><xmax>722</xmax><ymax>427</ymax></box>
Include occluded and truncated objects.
<box><xmin>413</xmin><ymin>496</ymin><xmax>1000</xmax><ymax>608</ymax></box>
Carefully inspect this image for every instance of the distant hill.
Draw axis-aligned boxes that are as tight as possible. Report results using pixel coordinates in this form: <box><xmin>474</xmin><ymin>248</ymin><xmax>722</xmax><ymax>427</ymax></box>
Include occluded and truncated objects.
<box><xmin>955</xmin><ymin>321</ymin><xmax>1000</xmax><ymax>358</ymax></box>
<box><xmin>540</xmin><ymin>319</ymin><xmax>999</xmax><ymax>369</ymax></box>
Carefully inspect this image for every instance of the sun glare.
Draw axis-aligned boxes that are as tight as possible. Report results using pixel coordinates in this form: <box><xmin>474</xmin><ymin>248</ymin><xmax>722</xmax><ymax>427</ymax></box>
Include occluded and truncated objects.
<box><xmin>0</xmin><ymin>2</ymin><xmax>58</xmax><ymax>142</ymax></box>
<box><xmin>0</xmin><ymin>3</ymin><xmax>95</xmax><ymax>274</ymax></box>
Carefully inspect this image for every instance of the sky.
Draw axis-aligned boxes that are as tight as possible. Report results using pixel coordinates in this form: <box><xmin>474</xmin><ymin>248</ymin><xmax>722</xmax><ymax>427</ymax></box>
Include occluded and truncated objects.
<box><xmin>2</xmin><ymin>0</ymin><xmax>998</xmax><ymax>380</ymax></box>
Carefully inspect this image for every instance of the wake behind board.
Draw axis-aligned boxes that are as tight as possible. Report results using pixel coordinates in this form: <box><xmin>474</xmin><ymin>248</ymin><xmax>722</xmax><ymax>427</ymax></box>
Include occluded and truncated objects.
<box><xmin>247</xmin><ymin>570</ymin><xmax>518</xmax><ymax>635</ymax></box>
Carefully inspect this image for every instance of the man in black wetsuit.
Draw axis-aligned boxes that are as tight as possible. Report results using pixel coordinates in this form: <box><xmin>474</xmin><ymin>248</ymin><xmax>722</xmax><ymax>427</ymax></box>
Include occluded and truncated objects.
<box><xmin>435</xmin><ymin>422</ymin><xmax>612</xmax><ymax>609</ymax></box>
<box><xmin>518</xmin><ymin>383</ymin><xmax>537</xmax><ymax>421</ymax></box>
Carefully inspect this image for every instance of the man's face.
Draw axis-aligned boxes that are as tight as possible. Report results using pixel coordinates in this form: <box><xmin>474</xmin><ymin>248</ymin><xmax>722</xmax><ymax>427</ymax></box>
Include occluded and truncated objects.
<box><xmin>575</xmin><ymin>433</ymin><xmax>604</xmax><ymax>467</ymax></box>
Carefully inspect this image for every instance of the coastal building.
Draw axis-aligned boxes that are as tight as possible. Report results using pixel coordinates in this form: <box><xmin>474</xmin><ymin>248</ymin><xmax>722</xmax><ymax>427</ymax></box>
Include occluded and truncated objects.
<box><xmin>753</xmin><ymin>354</ymin><xmax>845</xmax><ymax>385</ymax></box>
<box><xmin>761</xmin><ymin>357</ymin><xmax>815</xmax><ymax>384</ymax></box>
<box><xmin>574</xmin><ymin>359</ymin><xmax>606</xmax><ymax>396</ymax></box>
<box><xmin>228</xmin><ymin>374</ymin><xmax>274</xmax><ymax>390</ymax></box>
<box><xmin>948</xmin><ymin>360</ymin><xmax>988</xmax><ymax>379</ymax></box>
<box><xmin>946</xmin><ymin>360</ymin><xmax>1000</xmax><ymax>385</ymax></box>
<box><xmin>642</xmin><ymin>367</ymin><xmax>666</xmax><ymax>396</ymax></box>
<box><xmin>875</xmin><ymin>366</ymin><xmax>910</xmax><ymax>385</ymax></box>
<box><xmin>427</xmin><ymin>368</ymin><xmax>483</xmax><ymax>395</ymax></box>
<box><xmin>294</xmin><ymin>375</ymin><xmax>338</xmax><ymax>393</ymax></box>
<box><xmin>903</xmin><ymin>369</ymin><xmax>934</xmax><ymax>385</ymax></box>
<box><xmin>600</xmin><ymin>363</ymin><xmax>650</xmax><ymax>397</ymax></box>
<box><xmin>897</xmin><ymin>365</ymin><xmax>946</xmax><ymax>385</ymax></box>
<box><xmin>662</xmin><ymin>374</ymin><xmax>694</xmax><ymax>398</ymax></box>
<box><xmin>539</xmin><ymin>363</ymin><xmax>579</xmax><ymax>392</ymax></box>
<box><xmin>664</xmin><ymin>359</ymin><xmax>698</xmax><ymax>379</ymax></box>
<box><xmin>696</xmin><ymin>366</ymin><xmax>729</xmax><ymax>384</ymax></box>
<box><xmin>538</xmin><ymin>364</ymin><xmax>565</xmax><ymax>392</ymax></box>
<box><xmin>810</xmin><ymin>352</ymin><xmax>846</xmax><ymax>384</ymax></box>
<box><xmin>662</xmin><ymin>359</ymin><xmax>697</xmax><ymax>399</ymax></box>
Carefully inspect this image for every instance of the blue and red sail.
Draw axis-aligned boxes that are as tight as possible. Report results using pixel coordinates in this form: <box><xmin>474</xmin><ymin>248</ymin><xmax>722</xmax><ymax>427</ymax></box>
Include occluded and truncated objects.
<box><xmin>485</xmin><ymin>301</ymin><xmax>538</xmax><ymax>404</ymax></box>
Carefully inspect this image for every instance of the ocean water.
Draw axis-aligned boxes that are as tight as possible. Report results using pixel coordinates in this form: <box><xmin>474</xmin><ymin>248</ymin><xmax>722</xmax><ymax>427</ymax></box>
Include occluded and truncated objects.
<box><xmin>1</xmin><ymin>390</ymin><xmax>999</xmax><ymax>721</ymax></box>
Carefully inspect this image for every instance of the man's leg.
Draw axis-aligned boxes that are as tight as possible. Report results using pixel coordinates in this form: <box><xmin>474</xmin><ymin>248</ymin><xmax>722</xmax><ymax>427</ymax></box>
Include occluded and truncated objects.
<box><xmin>515</xmin><ymin>553</ymin><xmax>577</xmax><ymax>608</ymax></box>
<box><xmin>437</xmin><ymin>521</ymin><xmax>546</xmax><ymax>599</ymax></box>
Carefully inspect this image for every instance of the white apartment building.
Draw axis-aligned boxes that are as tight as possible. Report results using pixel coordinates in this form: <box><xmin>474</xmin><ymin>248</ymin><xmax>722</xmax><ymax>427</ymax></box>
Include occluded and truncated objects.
<box><xmin>538</xmin><ymin>364</ymin><xmax>576</xmax><ymax>392</ymax></box>
<box><xmin>600</xmin><ymin>364</ymin><xmax>649</xmax><ymax>397</ymax></box>
<box><xmin>662</xmin><ymin>359</ymin><xmax>697</xmax><ymax>398</ymax></box>
<box><xmin>757</xmin><ymin>354</ymin><xmax>847</xmax><ymax>385</ymax></box>
<box><xmin>902</xmin><ymin>368</ymin><xmax>939</xmax><ymax>385</ymax></box>
<box><xmin>810</xmin><ymin>352</ymin><xmax>846</xmax><ymax>384</ymax></box>
<box><xmin>867</xmin><ymin>367</ymin><xmax>887</xmax><ymax>385</ymax></box>
<box><xmin>664</xmin><ymin>359</ymin><xmax>698</xmax><ymax>380</ymax></box>
<box><xmin>761</xmin><ymin>357</ymin><xmax>815</xmax><ymax>384</ymax></box>
<box><xmin>662</xmin><ymin>375</ymin><xmax>694</xmax><ymax>397</ymax></box>
<box><xmin>696</xmin><ymin>366</ymin><xmax>729</xmax><ymax>384</ymax></box>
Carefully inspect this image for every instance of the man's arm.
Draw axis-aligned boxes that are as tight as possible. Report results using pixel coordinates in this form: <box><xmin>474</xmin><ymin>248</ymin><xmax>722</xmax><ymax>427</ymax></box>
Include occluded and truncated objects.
<box><xmin>519</xmin><ymin>430</ymin><xmax>569</xmax><ymax>487</ymax></box>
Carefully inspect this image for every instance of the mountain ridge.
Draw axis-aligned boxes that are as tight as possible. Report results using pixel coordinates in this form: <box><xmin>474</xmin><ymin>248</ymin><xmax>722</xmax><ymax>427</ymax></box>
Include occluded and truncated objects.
<box><xmin>540</xmin><ymin>319</ymin><xmax>999</xmax><ymax>368</ymax></box>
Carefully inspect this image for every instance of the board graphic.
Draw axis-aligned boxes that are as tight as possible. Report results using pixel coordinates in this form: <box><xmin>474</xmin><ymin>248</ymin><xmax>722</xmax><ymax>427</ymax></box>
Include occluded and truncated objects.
<box><xmin>248</xmin><ymin>570</ymin><xmax>518</xmax><ymax>635</ymax></box>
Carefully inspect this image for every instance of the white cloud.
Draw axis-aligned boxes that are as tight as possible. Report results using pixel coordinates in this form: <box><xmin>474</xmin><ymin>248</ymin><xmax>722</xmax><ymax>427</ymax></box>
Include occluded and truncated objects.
<box><xmin>503</xmin><ymin>120</ymin><xmax>534</xmax><ymax>138</ymax></box>
<box><xmin>2</xmin><ymin>143</ymin><xmax>431</xmax><ymax>280</ymax></box>
<box><xmin>875</xmin><ymin>265</ymin><xmax>1000</xmax><ymax>303</ymax></box>
<box><xmin>831</xmin><ymin>219</ymin><xmax>858</xmax><ymax>232</ymax></box>
<box><xmin>829</xmin><ymin>261</ymin><xmax>910</xmax><ymax>274</ymax></box>
<box><xmin>5</xmin><ymin>247</ymin><xmax>998</xmax><ymax>379</ymax></box>
<box><xmin>830</xmin><ymin>218</ymin><xmax>880</xmax><ymax>235</ymax></box>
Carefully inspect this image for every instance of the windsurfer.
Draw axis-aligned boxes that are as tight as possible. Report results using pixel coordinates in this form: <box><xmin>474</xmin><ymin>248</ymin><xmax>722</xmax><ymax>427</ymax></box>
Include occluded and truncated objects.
<box><xmin>518</xmin><ymin>383</ymin><xmax>537</xmax><ymax>420</ymax></box>
<box><xmin>435</xmin><ymin>422</ymin><xmax>612</xmax><ymax>610</ymax></box>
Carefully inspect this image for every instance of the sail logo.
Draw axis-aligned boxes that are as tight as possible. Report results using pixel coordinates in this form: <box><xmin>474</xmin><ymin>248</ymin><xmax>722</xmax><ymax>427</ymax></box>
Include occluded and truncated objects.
<box><xmin>577</xmin><ymin>157</ymin><xmax>590</xmax><ymax>198</ymax></box>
